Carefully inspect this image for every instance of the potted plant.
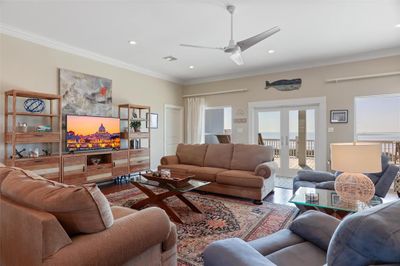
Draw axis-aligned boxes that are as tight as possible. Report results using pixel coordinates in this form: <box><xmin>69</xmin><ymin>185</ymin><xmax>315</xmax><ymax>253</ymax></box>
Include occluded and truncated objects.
<box><xmin>130</xmin><ymin>120</ymin><xmax>141</xmax><ymax>132</ymax></box>
<box><xmin>130</xmin><ymin>113</ymin><xmax>141</xmax><ymax>132</ymax></box>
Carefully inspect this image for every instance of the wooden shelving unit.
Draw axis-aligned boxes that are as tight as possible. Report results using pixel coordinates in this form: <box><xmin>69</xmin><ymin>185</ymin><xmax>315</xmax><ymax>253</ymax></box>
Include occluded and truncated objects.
<box><xmin>118</xmin><ymin>104</ymin><xmax>151</xmax><ymax>174</ymax></box>
<box><xmin>4</xmin><ymin>90</ymin><xmax>62</xmax><ymax>182</ymax></box>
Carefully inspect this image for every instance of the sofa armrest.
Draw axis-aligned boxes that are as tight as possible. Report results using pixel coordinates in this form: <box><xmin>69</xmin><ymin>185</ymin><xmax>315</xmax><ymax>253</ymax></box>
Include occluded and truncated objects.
<box><xmin>1</xmin><ymin>196</ymin><xmax>72</xmax><ymax>266</ymax></box>
<box><xmin>44</xmin><ymin>207</ymin><xmax>173</xmax><ymax>266</ymax></box>
<box><xmin>255</xmin><ymin>161</ymin><xmax>278</xmax><ymax>178</ymax></box>
<box><xmin>297</xmin><ymin>170</ymin><xmax>336</xmax><ymax>182</ymax></box>
<box><xmin>289</xmin><ymin>210</ymin><xmax>340</xmax><ymax>251</ymax></box>
<box><xmin>315</xmin><ymin>181</ymin><xmax>335</xmax><ymax>190</ymax></box>
<box><xmin>160</xmin><ymin>155</ymin><xmax>179</xmax><ymax>165</ymax></box>
<box><xmin>374</xmin><ymin>164</ymin><xmax>399</xmax><ymax>197</ymax></box>
<box><xmin>203</xmin><ymin>238</ymin><xmax>276</xmax><ymax>266</ymax></box>
<box><xmin>162</xmin><ymin>222</ymin><xmax>177</xmax><ymax>252</ymax></box>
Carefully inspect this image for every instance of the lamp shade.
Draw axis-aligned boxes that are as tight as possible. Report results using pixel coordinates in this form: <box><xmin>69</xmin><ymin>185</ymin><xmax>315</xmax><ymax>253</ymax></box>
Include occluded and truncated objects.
<box><xmin>330</xmin><ymin>142</ymin><xmax>381</xmax><ymax>173</ymax></box>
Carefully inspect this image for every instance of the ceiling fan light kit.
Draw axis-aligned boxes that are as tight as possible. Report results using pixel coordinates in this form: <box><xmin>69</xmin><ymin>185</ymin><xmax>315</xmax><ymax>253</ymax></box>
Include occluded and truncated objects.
<box><xmin>180</xmin><ymin>4</ymin><xmax>280</xmax><ymax>66</ymax></box>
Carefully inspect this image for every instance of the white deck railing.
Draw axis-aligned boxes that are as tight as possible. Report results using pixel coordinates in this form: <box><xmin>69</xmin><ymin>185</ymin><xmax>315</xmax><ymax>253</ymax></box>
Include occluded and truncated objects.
<box><xmin>264</xmin><ymin>138</ymin><xmax>399</xmax><ymax>164</ymax></box>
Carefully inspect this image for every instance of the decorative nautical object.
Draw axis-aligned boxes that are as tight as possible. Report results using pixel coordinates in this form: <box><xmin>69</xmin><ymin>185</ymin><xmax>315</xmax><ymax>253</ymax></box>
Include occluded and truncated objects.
<box><xmin>265</xmin><ymin>78</ymin><xmax>302</xmax><ymax>91</ymax></box>
<box><xmin>24</xmin><ymin>98</ymin><xmax>46</xmax><ymax>113</ymax></box>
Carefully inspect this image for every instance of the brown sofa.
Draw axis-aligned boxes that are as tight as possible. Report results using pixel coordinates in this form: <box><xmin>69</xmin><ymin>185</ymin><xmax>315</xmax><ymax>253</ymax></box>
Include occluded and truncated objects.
<box><xmin>159</xmin><ymin>144</ymin><xmax>277</xmax><ymax>203</ymax></box>
<box><xmin>0</xmin><ymin>166</ymin><xmax>177</xmax><ymax>266</ymax></box>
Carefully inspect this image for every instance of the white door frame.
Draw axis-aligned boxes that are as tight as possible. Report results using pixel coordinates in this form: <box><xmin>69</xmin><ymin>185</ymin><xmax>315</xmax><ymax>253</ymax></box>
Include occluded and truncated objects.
<box><xmin>248</xmin><ymin>97</ymin><xmax>327</xmax><ymax>172</ymax></box>
<box><xmin>164</xmin><ymin>104</ymin><xmax>184</xmax><ymax>156</ymax></box>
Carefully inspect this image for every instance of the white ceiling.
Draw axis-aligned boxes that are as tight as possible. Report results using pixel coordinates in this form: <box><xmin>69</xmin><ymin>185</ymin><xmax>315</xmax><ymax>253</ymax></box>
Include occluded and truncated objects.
<box><xmin>1</xmin><ymin>0</ymin><xmax>400</xmax><ymax>84</ymax></box>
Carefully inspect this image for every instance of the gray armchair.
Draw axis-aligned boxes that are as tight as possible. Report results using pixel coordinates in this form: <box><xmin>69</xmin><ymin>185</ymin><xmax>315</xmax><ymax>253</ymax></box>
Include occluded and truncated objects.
<box><xmin>293</xmin><ymin>155</ymin><xmax>399</xmax><ymax>198</ymax></box>
<box><xmin>203</xmin><ymin>200</ymin><xmax>400</xmax><ymax>266</ymax></box>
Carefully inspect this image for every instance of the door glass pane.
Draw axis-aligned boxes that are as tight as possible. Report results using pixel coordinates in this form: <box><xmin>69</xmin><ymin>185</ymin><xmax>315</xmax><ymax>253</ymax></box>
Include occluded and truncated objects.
<box><xmin>258</xmin><ymin>111</ymin><xmax>280</xmax><ymax>168</ymax></box>
<box><xmin>289</xmin><ymin>109</ymin><xmax>315</xmax><ymax>170</ymax></box>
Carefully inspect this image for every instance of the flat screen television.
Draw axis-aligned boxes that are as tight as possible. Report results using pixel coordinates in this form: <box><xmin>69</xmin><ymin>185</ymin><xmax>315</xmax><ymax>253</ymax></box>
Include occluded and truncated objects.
<box><xmin>66</xmin><ymin>115</ymin><xmax>120</xmax><ymax>152</ymax></box>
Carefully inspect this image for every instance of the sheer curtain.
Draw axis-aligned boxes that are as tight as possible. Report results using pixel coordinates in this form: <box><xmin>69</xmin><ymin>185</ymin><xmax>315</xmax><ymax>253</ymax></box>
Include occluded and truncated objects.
<box><xmin>185</xmin><ymin>97</ymin><xmax>205</xmax><ymax>144</ymax></box>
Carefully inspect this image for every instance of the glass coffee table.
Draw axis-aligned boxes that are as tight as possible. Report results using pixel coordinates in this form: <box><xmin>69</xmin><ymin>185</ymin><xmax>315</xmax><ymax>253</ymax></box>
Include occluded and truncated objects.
<box><xmin>130</xmin><ymin>174</ymin><xmax>210</xmax><ymax>223</ymax></box>
<box><xmin>289</xmin><ymin>187</ymin><xmax>382</xmax><ymax>219</ymax></box>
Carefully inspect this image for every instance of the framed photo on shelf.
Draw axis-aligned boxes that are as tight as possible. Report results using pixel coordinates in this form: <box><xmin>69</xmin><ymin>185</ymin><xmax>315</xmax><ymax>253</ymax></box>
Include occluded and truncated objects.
<box><xmin>147</xmin><ymin>113</ymin><xmax>158</xmax><ymax>129</ymax></box>
<box><xmin>330</xmin><ymin>110</ymin><xmax>348</xmax><ymax>123</ymax></box>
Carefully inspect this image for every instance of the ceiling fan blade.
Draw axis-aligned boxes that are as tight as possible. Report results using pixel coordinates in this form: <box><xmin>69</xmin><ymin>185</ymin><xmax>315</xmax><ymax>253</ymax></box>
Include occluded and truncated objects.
<box><xmin>180</xmin><ymin>44</ymin><xmax>224</xmax><ymax>50</ymax></box>
<box><xmin>230</xmin><ymin>49</ymin><xmax>244</xmax><ymax>65</ymax></box>
<box><xmin>237</xmin><ymin>26</ymin><xmax>280</xmax><ymax>52</ymax></box>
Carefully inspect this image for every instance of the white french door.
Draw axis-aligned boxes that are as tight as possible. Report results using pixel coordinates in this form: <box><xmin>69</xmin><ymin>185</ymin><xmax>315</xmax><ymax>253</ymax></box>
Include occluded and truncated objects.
<box><xmin>164</xmin><ymin>105</ymin><xmax>184</xmax><ymax>155</ymax></box>
<box><xmin>255</xmin><ymin>105</ymin><xmax>320</xmax><ymax>177</ymax></box>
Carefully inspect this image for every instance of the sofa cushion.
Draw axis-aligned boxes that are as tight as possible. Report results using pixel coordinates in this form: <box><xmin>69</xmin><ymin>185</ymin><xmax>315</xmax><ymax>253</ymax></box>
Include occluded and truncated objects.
<box><xmin>293</xmin><ymin>180</ymin><xmax>316</xmax><ymax>192</ymax></box>
<box><xmin>230</xmin><ymin>144</ymin><xmax>274</xmax><ymax>171</ymax></box>
<box><xmin>266</xmin><ymin>242</ymin><xmax>326</xmax><ymax>266</ymax></box>
<box><xmin>1</xmin><ymin>167</ymin><xmax>114</xmax><ymax>236</ymax></box>
<box><xmin>204</xmin><ymin>144</ymin><xmax>234</xmax><ymax>169</ymax></box>
<box><xmin>0</xmin><ymin>166</ymin><xmax>15</xmax><ymax>186</ymax></box>
<box><xmin>249</xmin><ymin>229</ymin><xmax>305</xmax><ymax>256</ymax></box>
<box><xmin>189</xmin><ymin>167</ymin><xmax>227</xmax><ymax>182</ymax></box>
<box><xmin>176</xmin><ymin>144</ymin><xmax>208</xmax><ymax>166</ymax></box>
<box><xmin>111</xmin><ymin>206</ymin><xmax>137</xmax><ymax>219</ymax></box>
<box><xmin>158</xmin><ymin>164</ymin><xmax>200</xmax><ymax>174</ymax></box>
<box><xmin>327</xmin><ymin>200</ymin><xmax>400</xmax><ymax>266</ymax></box>
<box><xmin>216</xmin><ymin>170</ymin><xmax>264</xmax><ymax>188</ymax></box>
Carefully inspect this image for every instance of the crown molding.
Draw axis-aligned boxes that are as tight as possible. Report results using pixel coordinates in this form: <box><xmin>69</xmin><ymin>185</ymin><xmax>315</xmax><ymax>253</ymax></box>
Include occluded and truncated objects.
<box><xmin>2</xmin><ymin>23</ymin><xmax>399</xmax><ymax>87</ymax></box>
<box><xmin>182</xmin><ymin>47</ymin><xmax>400</xmax><ymax>86</ymax></box>
<box><xmin>0</xmin><ymin>23</ymin><xmax>183</xmax><ymax>84</ymax></box>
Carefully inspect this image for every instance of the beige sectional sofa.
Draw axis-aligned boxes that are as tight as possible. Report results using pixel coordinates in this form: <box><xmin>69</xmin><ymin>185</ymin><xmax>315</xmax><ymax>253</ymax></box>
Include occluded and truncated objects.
<box><xmin>159</xmin><ymin>144</ymin><xmax>277</xmax><ymax>203</ymax></box>
<box><xmin>0</xmin><ymin>166</ymin><xmax>177</xmax><ymax>266</ymax></box>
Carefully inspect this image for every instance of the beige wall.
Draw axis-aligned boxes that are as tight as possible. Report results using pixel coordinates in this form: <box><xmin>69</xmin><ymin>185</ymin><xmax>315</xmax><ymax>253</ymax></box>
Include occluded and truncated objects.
<box><xmin>184</xmin><ymin>55</ymin><xmax>400</xmax><ymax>165</ymax></box>
<box><xmin>0</xmin><ymin>34</ymin><xmax>183</xmax><ymax>168</ymax></box>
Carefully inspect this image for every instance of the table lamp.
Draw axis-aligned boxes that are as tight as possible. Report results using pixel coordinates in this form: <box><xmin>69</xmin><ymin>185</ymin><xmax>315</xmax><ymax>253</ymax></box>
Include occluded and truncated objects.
<box><xmin>330</xmin><ymin>142</ymin><xmax>381</xmax><ymax>203</ymax></box>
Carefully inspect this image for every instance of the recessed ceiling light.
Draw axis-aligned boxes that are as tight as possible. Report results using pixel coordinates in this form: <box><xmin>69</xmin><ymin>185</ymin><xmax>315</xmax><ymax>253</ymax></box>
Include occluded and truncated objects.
<box><xmin>128</xmin><ymin>40</ymin><xmax>137</xmax><ymax>45</ymax></box>
<box><xmin>268</xmin><ymin>50</ymin><xmax>275</xmax><ymax>54</ymax></box>
<box><xmin>189</xmin><ymin>65</ymin><xmax>195</xmax><ymax>69</ymax></box>
<box><xmin>395</xmin><ymin>24</ymin><xmax>400</xmax><ymax>28</ymax></box>
<box><xmin>162</xmin><ymin>56</ymin><xmax>177</xmax><ymax>61</ymax></box>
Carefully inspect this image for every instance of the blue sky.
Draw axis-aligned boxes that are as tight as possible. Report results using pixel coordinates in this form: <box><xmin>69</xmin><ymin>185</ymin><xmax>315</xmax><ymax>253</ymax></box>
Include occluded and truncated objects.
<box><xmin>356</xmin><ymin>95</ymin><xmax>400</xmax><ymax>134</ymax></box>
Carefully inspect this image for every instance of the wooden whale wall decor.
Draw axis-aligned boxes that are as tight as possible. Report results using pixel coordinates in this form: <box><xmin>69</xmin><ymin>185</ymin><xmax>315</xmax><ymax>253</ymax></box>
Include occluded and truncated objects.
<box><xmin>265</xmin><ymin>78</ymin><xmax>302</xmax><ymax>91</ymax></box>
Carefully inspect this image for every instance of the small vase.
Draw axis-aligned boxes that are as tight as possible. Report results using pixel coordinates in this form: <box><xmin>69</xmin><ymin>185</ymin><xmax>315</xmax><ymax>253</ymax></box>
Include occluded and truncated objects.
<box><xmin>134</xmin><ymin>128</ymin><xmax>140</xmax><ymax>132</ymax></box>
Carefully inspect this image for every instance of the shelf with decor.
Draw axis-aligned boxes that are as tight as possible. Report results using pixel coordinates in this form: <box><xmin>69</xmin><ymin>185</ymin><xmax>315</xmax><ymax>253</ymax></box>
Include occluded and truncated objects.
<box><xmin>118</xmin><ymin>104</ymin><xmax>151</xmax><ymax>174</ymax></box>
<box><xmin>4</xmin><ymin>89</ymin><xmax>62</xmax><ymax>182</ymax></box>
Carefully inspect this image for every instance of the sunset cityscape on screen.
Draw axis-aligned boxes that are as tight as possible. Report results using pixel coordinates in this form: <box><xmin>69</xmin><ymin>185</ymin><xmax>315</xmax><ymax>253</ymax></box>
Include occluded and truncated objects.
<box><xmin>66</xmin><ymin>115</ymin><xmax>120</xmax><ymax>151</ymax></box>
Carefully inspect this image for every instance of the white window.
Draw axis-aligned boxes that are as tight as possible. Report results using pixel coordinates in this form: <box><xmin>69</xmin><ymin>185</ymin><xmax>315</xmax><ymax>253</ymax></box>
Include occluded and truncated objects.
<box><xmin>355</xmin><ymin>94</ymin><xmax>400</xmax><ymax>141</ymax></box>
<box><xmin>204</xmin><ymin>106</ymin><xmax>232</xmax><ymax>143</ymax></box>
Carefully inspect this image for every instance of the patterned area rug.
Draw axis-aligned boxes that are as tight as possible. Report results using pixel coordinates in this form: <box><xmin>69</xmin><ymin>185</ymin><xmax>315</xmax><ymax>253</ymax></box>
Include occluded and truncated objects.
<box><xmin>106</xmin><ymin>188</ymin><xmax>298</xmax><ymax>266</ymax></box>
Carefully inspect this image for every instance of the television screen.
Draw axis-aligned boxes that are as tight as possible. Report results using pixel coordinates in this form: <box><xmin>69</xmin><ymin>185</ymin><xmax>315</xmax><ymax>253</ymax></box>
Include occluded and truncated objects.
<box><xmin>66</xmin><ymin>115</ymin><xmax>120</xmax><ymax>152</ymax></box>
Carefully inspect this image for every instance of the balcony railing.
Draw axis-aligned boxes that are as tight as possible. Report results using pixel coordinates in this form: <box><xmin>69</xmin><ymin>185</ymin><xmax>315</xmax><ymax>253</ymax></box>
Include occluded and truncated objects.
<box><xmin>264</xmin><ymin>138</ymin><xmax>400</xmax><ymax>164</ymax></box>
<box><xmin>359</xmin><ymin>140</ymin><xmax>399</xmax><ymax>164</ymax></box>
<box><xmin>263</xmin><ymin>138</ymin><xmax>315</xmax><ymax>158</ymax></box>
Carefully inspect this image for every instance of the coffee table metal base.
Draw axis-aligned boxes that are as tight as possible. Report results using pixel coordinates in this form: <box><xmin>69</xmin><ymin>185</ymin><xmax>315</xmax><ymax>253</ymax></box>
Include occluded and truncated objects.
<box><xmin>130</xmin><ymin>181</ymin><xmax>202</xmax><ymax>223</ymax></box>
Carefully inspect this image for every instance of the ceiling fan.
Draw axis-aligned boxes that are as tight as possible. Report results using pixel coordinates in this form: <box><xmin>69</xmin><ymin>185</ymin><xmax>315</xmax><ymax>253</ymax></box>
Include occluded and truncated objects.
<box><xmin>180</xmin><ymin>5</ymin><xmax>280</xmax><ymax>66</ymax></box>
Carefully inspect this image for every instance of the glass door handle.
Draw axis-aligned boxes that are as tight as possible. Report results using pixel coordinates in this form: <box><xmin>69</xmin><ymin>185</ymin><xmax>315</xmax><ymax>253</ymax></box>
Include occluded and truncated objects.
<box><xmin>285</xmin><ymin>136</ymin><xmax>289</xmax><ymax>146</ymax></box>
